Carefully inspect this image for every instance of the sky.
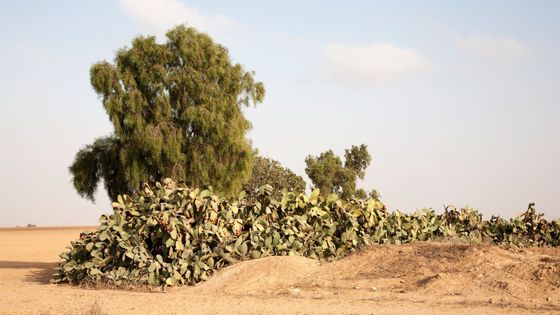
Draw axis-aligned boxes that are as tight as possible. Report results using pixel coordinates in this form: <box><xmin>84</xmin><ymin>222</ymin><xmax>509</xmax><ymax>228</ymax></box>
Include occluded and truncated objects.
<box><xmin>1</xmin><ymin>1</ymin><xmax>559</xmax><ymax>227</ymax></box>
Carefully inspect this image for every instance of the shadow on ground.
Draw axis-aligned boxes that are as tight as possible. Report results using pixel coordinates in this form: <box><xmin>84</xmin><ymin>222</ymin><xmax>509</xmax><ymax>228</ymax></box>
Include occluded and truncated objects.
<box><xmin>0</xmin><ymin>261</ymin><xmax>58</xmax><ymax>284</ymax></box>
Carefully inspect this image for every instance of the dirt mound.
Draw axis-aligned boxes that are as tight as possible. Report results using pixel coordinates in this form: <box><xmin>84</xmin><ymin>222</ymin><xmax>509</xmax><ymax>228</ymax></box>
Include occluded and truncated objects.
<box><xmin>318</xmin><ymin>243</ymin><xmax>560</xmax><ymax>300</ymax></box>
<box><xmin>198</xmin><ymin>242</ymin><xmax>560</xmax><ymax>306</ymax></box>
<box><xmin>195</xmin><ymin>256</ymin><xmax>319</xmax><ymax>295</ymax></box>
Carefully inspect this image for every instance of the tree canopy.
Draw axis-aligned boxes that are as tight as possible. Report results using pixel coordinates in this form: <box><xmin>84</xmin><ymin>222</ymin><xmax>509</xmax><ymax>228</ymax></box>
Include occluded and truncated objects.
<box><xmin>70</xmin><ymin>25</ymin><xmax>265</xmax><ymax>201</ymax></box>
<box><xmin>304</xmin><ymin>144</ymin><xmax>371</xmax><ymax>198</ymax></box>
<box><xmin>244</xmin><ymin>156</ymin><xmax>306</xmax><ymax>199</ymax></box>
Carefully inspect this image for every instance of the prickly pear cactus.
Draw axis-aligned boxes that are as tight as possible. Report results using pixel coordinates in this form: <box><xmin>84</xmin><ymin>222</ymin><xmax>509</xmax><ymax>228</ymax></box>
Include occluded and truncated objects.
<box><xmin>53</xmin><ymin>179</ymin><xmax>559</xmax><ymax>287</ymax></box>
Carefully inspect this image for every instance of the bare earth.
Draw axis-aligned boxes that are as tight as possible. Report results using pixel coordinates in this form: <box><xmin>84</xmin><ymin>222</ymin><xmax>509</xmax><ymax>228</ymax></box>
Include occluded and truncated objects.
<box><xmin>1</xmin><ymin>227</ymin><xmax>559</xmax><ymax>314</ymax></box>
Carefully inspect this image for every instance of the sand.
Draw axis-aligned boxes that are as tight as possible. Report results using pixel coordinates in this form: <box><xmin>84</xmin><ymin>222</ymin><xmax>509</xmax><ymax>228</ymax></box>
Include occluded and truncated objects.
<box><xmin>1</xmin><ymin>227</ymin><xmax>559</xmax><ymax>314</ymax></box>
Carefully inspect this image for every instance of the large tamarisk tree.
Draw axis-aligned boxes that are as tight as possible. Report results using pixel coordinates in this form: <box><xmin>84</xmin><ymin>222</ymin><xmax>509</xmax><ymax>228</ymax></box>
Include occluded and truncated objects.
<box><xmin>70</xmin><ymin>25</ymin><xmax>265</xmax><ymax>201</ymax></box>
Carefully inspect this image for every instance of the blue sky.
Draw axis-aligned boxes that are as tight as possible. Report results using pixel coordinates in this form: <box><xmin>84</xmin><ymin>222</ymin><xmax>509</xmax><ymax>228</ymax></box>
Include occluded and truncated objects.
<box><xmin>1</xmin><ymin>1</ymin><xmax>559</xmax><ymax>226</ymax></box>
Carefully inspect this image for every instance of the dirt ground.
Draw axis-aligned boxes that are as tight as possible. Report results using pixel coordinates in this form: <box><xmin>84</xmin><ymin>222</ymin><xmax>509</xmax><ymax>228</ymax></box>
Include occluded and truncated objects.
<box><xmin>1</xmin><ymin>227</ymin><xmax>559</xmax><ymax>314</ymax></box>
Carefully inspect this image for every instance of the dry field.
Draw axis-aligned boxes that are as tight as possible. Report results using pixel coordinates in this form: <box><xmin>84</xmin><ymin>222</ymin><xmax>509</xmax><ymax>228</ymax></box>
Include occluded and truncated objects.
<box><xmin>1</xmin><ymin>227</ymin><xmax>559</xmax><ymax>314</ymax></box>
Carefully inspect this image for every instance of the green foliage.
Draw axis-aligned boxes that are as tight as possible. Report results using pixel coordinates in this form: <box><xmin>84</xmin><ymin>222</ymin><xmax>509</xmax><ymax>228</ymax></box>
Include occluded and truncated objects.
<box><xmin>69</xmin><ymin>136</ymin><xmax>128</xmax><ymax>201</ymax></box>
<box><xmin>343</xmin><ymin>144</ymin><xmax>371</xmax><ymax>178</ymax></box>
<box><xmin>305</xmin><ymin>144</ymin><xmax>371</xmax><ymax>198</ymax></box>
<box><xmin>355</xmin><ymin>188</ymin><xmax>381</xmax><ymax>201</ymax></box>
<box><xmin>54</xmin><ymin>180</ymin><xmax>560</xmax><ymax>287</ymax></box>
<box><xmin>484</xmin><ymin>203</ymin><xmax>560</xmax><ymax>246</ymax></box>
<box><xmin>244</xmin><ymin>156</ymin><xmax>306</xmax><ymax>199</ymax></box>
<box><xmin>70</xmin><ymin>25</ymin><xmax>265</xmax><ymax>201</ymax></box>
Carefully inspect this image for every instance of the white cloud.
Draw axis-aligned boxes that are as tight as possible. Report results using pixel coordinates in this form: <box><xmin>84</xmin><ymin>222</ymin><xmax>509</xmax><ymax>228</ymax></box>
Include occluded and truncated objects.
<box><xmin>456</xmin><ymin>35</ymin><xmax>528</xmax><ymax>61</ymax></box>
<box><xmin>324</xmin><ymin>43</ymin><xmax>428</xmax><ymax>85</ymax></box>
<box><xmin>118</xmin><ymin>0</ymin><xmax>235</xmax><ymax>38</ymax></box>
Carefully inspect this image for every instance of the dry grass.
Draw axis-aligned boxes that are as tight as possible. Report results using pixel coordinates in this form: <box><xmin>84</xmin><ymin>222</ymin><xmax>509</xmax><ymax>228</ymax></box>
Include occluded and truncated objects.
<box><xmin>82</xmin><ymin>302</ymin><xmax>107</xmax><ymax>315</ymax></box>
<box><xmin>37</xmin><ymin>302</ymin><xmax>107</xmax><ymax>315</ymax></box>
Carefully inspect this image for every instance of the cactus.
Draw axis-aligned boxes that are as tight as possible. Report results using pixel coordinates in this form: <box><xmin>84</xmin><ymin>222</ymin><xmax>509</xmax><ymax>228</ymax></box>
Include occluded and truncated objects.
<box><xmin>54</xmin><ymin>179</ymin><xmax>560</xmax><ymax>287</ymax></box>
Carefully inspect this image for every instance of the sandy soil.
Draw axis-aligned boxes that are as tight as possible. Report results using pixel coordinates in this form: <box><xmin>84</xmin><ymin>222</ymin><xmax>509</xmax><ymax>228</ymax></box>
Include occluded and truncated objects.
<box><xmin>1</xmin><ymin>227</ymin><xmax>559</xmax><ymax>314</ymax></box>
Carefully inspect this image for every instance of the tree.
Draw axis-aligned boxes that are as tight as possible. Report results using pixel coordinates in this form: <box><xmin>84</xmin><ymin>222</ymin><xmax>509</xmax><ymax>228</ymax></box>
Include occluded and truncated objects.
<box><xmin>355</xmin><ymin>188</ymin><xmax>381</xmax><ymax>200</ymax></box>
<box><xmin>70</xmin><ymin>25</ymin><xmax>265</xmax><ymax>201</ymax></box>
<box><xmin>244</xmin><ymin>156</ymin><xmax>306</xmax><ymax>199</ymax></box>
<box><xmin>304</xmin><ymin>144</ymin><xmax>371</xmax><ymax>198</ymax></box>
